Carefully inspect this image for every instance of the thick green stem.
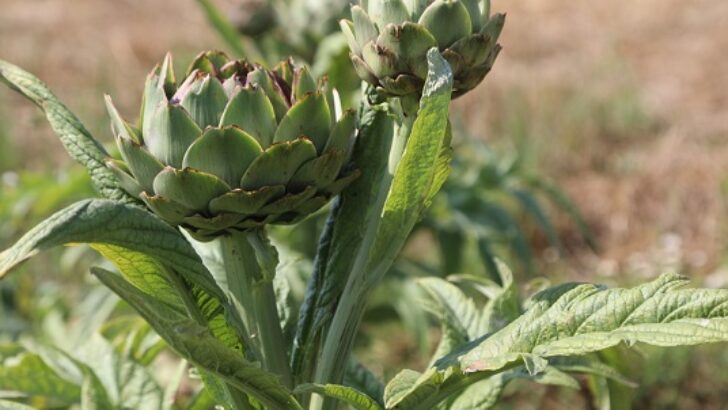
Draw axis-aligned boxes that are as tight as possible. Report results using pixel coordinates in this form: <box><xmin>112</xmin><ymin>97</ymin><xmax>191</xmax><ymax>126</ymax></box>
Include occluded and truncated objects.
<box><xmin>309</xmin><ymin>109</ymin><xmax>416</xmax><ymax>410</ymax></box>
<box><xmin>254</xmin><ymin>280</ymin><xmax>292</xmax><ymax>385</ymax></box>
<box><xmin>188</xmin><ymin>229</ymin><xmax>293</xmax><ymax>389</ymax></box>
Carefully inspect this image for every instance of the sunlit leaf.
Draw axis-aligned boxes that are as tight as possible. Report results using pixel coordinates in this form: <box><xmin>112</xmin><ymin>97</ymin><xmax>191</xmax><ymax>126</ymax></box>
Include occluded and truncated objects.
<box><xmin>0</xmin><ymin>59</ymin><xmax>133</xmax><ymax>203</ymax></box>
<box><xmin>294</xmin><ymin>383</ymin><xmax>382</xmax><ymax>410</ymax></box>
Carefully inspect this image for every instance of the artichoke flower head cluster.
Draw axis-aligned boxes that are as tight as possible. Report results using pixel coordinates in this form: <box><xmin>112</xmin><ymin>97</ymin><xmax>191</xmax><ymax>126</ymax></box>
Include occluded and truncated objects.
<box><xmin>106</xmin><ymin>51</ymin><xmax>359</xmax><ymax>240</ymax></box>
<box><xmin>341</xmin><ymin>0</ymin><xmax>504</xmax><ymax>98</ymax></box>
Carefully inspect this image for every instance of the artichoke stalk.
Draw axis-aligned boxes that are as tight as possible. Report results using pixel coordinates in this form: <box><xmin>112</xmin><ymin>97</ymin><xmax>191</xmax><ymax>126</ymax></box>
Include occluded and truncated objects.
<box><xmin>105</xmin><ymin>51</ymin><xmax>359</xmax><ymax>240</ymax></box>
<box><xmin>340</xmin><ymin>0</ymin><xmax>504</xmax><ymax>98</ymax></box>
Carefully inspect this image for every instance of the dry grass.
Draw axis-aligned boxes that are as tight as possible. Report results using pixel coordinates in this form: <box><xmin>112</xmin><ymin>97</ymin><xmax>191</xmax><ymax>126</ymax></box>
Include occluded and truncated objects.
<box><xmin>0</xmin><ymin>0</ymin><xmax>217</xmax><ymax>168</ymax></box>
<box><xmin>2</xmin><ymin>0</ymin><xmax>728</xmax><ymax>281</ymax></box>
<box><xmin>458</xmin><ymin>0</ymin><xmax>728</xmax><ymax>282</ymax></box>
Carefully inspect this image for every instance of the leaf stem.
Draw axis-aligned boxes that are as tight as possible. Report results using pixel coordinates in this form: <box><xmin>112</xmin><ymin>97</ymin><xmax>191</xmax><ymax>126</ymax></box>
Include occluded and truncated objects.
<box><xmin>189</xmin><ymin>229</ymin><xmax>293</xmax><ymax>388</ymax></box>
<box><xmin>309</xmin><ymin>110</ymin><xmax>416</xmax><ymax>410</ymax></box>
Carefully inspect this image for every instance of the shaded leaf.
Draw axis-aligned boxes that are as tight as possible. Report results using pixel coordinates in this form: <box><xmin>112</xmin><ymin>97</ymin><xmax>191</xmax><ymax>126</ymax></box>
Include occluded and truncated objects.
<box><xmin>92</xmin><ymin>267</ymin><xmax>302</xmax><ymax>410</ymax></box>
<box><xmin>344</xmin><ymin>359</ymin><xmax>385</xmax><ymax>406</ymax></box>
<box><xmin>0</xmin><ymin>349</ymin><xmax>81</xmax><ymax>404</ymax></box>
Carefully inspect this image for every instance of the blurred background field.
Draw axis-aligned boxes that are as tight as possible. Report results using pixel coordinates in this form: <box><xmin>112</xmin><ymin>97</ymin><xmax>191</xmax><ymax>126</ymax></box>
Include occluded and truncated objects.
<box><xmin>2</xmin><ymin>0</ymin><xmax>728</xmax><ymax>408</ymax></box>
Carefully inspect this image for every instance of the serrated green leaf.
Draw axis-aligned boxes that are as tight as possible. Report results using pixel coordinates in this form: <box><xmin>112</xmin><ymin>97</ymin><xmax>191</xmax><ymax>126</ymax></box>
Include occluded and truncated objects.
<box><xmin>336</xmin><ymin>48</ymin><xmax>454</xmax><ymax>362</ymax></box>
<box><xmin>383</xmin><ymin>369</ymin><xmax>421</xmax><ymax>407</ymax></box>
<box><xmin>0</xmin><ymin>59</ymin><xmax>134</xmax><ymax>202</ymax></box>
<box><xmin>91</xmin><ymin>244</ymin><xmax>182</xmax><ymax>307</ymax></box>
<box><xmin>368</xmin><ymin>49</ymin><xmax>453</xmax><ymax>269</ymax></box>
<box><xmin>344</xmin><ymin>359</ymin><xmax>385</xmax><ymax>406</ymax></box>
<box><xmin>449</xmin><ymin>366</ymin><xmax>579</xmax><ymax>410</ymax></box>
<box><xmin>81</xmin><ymin>372</ymin><xmax>112</xmax><ymax>410</ymax></box>
<box><xmin>417</xmin><ymin>261</ymin><xmax>519</xmax><ymax>367</ymax></box>
<box><xmin>417</xmin><ymin>277</ymin><xmax>477</xmax><ymax>366</ymax></box>
<box><xmin>298</xmin><ymin>50</ymin><xmax>454</xmax><ymax>395</ymax></box>
<box><xmin>0</xmin><ymin>400</ymin><xmax>37</xmax><ymax>410</ymax></box>
<box><xmin>291</xmin><ymin>105</ymin><xmax>395</xmax><ymax>384</ymax></box>
<box><xmin>390</xmin><ymin>273</ymin><xmax>728</xmax><ymax>409</ymax></box>
<box><xmin>0</xmin><ymin>350</ymin><xmax>81</xmax><ymax>404</ymax></box>
<box><xmin>92</xmin><ymin>267</ymin><xmax>302</xmax><ymax>410</ymax></box>
<box><xmin>294</xmin><ymin>383</ymin><xmax>382</xmax><ymax>410</ymax></box>
<box><xmin>27</xmin><ymin>338</ymin><xmax>163</xmax><ymax>410</ymax></box>
<box><xmin>0</xmin><ymin>199</ymin><xmax>223</xmax><ymax>302</ymax></box>
<box><xmin>457</xmin><ymin>273</ymin><xmax>728</xmax><ymax>371</ymax></box>
<box><xmin>551</xmin><ymin>356</ymin><xmax>636</xmax><ymax>388</ymax></box>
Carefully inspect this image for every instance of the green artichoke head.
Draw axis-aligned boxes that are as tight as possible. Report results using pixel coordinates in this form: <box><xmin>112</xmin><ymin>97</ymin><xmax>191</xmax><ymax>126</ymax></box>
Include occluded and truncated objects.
<box><xmin>340</xmin><ymin>0</ymin><xmax>504</xmax><ymax>98</ymax></box>
<box><xmin>106</xmin><ymin>51</ymin><xmax>359</xmax><ymax>240</ymax></box>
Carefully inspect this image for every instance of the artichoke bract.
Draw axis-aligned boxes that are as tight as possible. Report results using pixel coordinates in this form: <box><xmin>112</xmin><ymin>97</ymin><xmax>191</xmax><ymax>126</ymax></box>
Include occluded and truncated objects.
<box><xmin>105</xmin><ymin>51</ymin><xmax>359</xmax><ymax>240</ymax></box>
<box><xmin>340</xmin><ymin>0</ymin><xmax>504</xmax><ymax>98</ymax></box>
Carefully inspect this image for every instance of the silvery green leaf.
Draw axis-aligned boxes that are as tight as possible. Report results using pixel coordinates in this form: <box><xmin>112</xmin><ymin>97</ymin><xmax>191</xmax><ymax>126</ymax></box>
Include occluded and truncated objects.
<box><xmin>449</xmin><ymin>366</ymin><xmax>578</xmax><ymax>410</ymax></box>
<box><xmin>0</xmin><ymin>59</ymin><xmax>134</xmax><ymax>203</ymax></box>
<box><xmin>363</xmin><ymin>48</ymin><xmax>453</xmax><ymax>284</ymax></box>
<box><xmin>0</xmin><ymin>199</ymin><xmax>223</xmax><ymax>301</ymax></box>
<box><xmin>391</xmin><ymin>273</ymin><xmax>728</xmax><ymax>409</ymax></box>
<box><xmin>92</xmin><ymin>267</ymin><xmax>302</xmax><ymax>410</ymax></box>
<box><xmin>0</xmin><ymin>348</ymin><xmax>81</xmax><ymax>405</ymax></box>
<box><xmin>457</xmin><ymin>273</ymin><xmax>728</xmax><ymax>370</ymax></box>
<box><xmin>294</xmin><ymin>383</ymin><xmax>383</xmax><ymax>410</ymax></box>
<box><xmin>290</xmin><ymin>105</ymin><xmax>395</xmax><ymax>384</ymax></box>
<box><xmin>0</xmin><ymin>400</ymin><xmax>37</xmax><ymax>410</ymax></box>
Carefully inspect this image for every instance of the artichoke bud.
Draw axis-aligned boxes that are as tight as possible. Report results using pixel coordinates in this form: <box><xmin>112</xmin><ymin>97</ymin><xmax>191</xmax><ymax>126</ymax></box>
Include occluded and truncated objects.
<box><xmin>105</xmin><ymin>51</ymin><xmax>359</xmax><ymax>240</ymax></box>
<box><xmin>342</xmin><ymin>0</ymin><xmax>505</xmax><ymax>98</ymax></box>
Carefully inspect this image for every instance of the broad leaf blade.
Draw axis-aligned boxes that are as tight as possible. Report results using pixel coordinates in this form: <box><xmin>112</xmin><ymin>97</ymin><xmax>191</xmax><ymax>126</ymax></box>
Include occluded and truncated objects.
<box><xmin>70</xmin><ymin>335</ymin><xmax>164</xmax><ymax>409</ymax></box>
<box><xmin>0</xmin><ymin>199</ymin><xmax>223</xmax><ymax>301</ymax></box>
<box><xmin>388</xmin><ymin>273</ymin><xmax>728</xmax><ymax>409</ymax></box>
<box><xmin>0</xmin><ymin>349</ymin><xmax>81</xmax><ymax>405</ymax></box>
<box><xmin>417</xmin><ymin>277</ymin><xmax>476</xmax><ymax>366</ymax></box>
<box><xmin>458</xmin><ymin>273</ymin><xmax>728</xmax><ymax>370</ymax></box>
<box><xmin>294</xmin><ymin>384</ymin><xmax>383</xmax><ymax>410</ymax></box>
<box><xmin>365</xmin><ymin>48</ymin><xmax>454</xmax><ymax>280</ymax></box>
<box><xmin>0</xmin><ymin>59</ymin><xmax>133</xmax><ymax>202</ymax></box>
<box><xmin>450</xmin><ymin>366</ymin><xmax>579</xmax><ymax>410</ymax></box>
<box><xmin>291</xmin><ymin>105</ymin><xmax>396</xmax><ymax>382</ymax></box>
<box><xmin>344</xmin><ymin>359</ymin><xmax>385</xmax><ymax>406</ymax></box>
<box><xmin>0</xmin><ymin>400</ymin><xmax>37</xmax><ymax>410</ymax></box>
<box><xmin>92</xmin><ymin>244</ymin><xmax>182</xmax><ymax>307</ymax></box>
<box><xmin>92</xmin><ymin>267</ymin><xmax>302</xmax><ymax>410</ymax></box>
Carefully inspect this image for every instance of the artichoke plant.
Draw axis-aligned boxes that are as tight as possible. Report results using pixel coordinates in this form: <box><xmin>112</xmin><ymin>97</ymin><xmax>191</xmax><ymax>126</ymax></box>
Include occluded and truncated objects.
<box><xmin>340</xmin><ymin>0</ymin><xmax>505</xmax><ymax>98</ymax></box>
<box><xmin>105</xmin><ymin>51</ymin><xmax>359</xmax><ymax>240</ymax></box>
